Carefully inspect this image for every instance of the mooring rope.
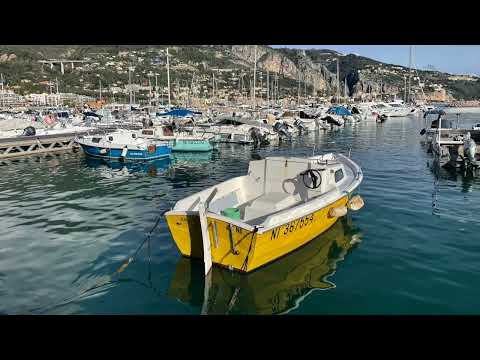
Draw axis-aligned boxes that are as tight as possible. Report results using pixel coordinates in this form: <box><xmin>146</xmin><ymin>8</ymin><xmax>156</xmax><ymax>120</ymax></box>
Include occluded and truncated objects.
<box><xmin>240</xmin><ymin>228</ymin><xmax>258</xmax><ymax>272</ymax></box>
<box><xmin>432</xmin><ymin>177</ymin><xmax>440</xmax><ymax>216</ymax></box>
<box><xmin>30</xmin><ymin>207</ymin><xmax>167</xmax><ymax>314</ymax></box>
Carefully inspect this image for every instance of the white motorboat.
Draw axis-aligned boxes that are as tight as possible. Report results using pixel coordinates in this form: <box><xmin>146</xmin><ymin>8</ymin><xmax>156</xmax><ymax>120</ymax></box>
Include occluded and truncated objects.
<box><xmin>75</xmin><ymin>129</ymin><xmax>171</xmax><ymax>161</ymax></box>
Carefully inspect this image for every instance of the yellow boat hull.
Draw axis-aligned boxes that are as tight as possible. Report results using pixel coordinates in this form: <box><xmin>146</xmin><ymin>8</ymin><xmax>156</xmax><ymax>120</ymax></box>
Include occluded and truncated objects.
<box><xmin>165</xmin><ymin>195</ymin><xmax>349</xmax><ymax>273</ymax></box>
<box><xmin>168</xmin><ymin>217</ymin><xmax>360</xmax><ymax>314</ymax></box>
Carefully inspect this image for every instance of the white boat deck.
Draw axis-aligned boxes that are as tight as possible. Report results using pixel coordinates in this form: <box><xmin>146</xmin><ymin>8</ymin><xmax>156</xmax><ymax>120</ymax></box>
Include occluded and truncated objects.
<box><xmin>170</xmin><ymin>153</ymin><xmax>363</xmax><ymax>232</ymax></box>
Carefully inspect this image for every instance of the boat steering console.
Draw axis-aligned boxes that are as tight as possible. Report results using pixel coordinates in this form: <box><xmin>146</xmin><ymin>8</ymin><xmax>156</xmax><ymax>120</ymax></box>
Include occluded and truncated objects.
<box><xmin>300</xmin><ymin>169</ymin><xmax>323</xmax><ymax>189</ymax></box>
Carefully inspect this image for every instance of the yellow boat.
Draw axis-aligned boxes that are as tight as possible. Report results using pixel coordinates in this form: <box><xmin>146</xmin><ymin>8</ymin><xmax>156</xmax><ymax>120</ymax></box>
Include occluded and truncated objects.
<box><xmin>165</xmin><ymin>153</ymin><xmax>364</xmax><ymax>273</ymax></box>
<box><xmin>167</xmin><ymin>217</ymin><xmax>363</xmax><ymax>315</ymax></box>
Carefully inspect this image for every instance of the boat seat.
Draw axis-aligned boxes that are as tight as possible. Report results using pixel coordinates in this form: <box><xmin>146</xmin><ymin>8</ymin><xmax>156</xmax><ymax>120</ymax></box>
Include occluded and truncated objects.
<box><xmin>209</xmin><ymin>190</ymin><xmax>240</xmax><ymax>214</ymax></box>
<box><xmin>243</xmin><ymin>192</ymin><xmax>299</xmax><ymax>222</ymax></box>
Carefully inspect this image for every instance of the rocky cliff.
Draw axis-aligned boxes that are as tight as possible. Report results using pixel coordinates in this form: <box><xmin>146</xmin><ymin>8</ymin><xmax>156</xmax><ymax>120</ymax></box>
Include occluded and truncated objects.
<box><xmin>346</xmin><ymin>70</ymin><xmax>401</xmax><ymax>99</ymax></box>
<box><xmin>230</xmin><ymin>45</ymin><xmax>337</xmax><ymax>95</ymax></box>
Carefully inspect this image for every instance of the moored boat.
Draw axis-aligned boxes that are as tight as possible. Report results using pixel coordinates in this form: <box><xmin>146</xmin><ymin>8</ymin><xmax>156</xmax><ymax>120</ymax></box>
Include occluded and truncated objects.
<box><xmin>165</xmin><ymin>152</ymin><xmax>364</xmax><ymax>273</ymax></box>
<box><xmin>75</xmin><ymin>129</ymin><xmax>171</xmax><ymax>161</ymax></box>
<box><xmin>139</xmin><ymin>125</ymin><xmax>216</xmax><ymax>152</ymax></box>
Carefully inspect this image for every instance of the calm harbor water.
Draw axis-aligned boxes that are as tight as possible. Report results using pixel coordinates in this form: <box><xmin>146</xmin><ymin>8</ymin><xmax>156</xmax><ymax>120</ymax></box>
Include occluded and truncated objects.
<box><xmin>2</xmin><ymin>114</ymin><xmax>480</xmax><ymax>315</ymax></box>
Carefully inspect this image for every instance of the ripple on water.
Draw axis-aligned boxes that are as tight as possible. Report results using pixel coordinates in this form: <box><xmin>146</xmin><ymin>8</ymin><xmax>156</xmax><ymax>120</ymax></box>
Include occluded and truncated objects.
<box><xmin>2</xmin><ymin>117</ymin><xmax>480</xmax><ymax>314</ymax></box>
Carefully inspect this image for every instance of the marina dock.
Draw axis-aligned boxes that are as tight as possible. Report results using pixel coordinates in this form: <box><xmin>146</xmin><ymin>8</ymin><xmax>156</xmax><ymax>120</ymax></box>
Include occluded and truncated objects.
<box><xmin>0</xmin><ymin>130</ymin><xmax>114</xmax><ymax>159</ymax></box>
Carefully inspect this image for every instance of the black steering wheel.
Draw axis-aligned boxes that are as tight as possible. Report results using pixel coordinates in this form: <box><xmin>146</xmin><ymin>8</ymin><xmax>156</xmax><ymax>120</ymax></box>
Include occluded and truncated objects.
<box><xmin>301</xmin><ymin>169</ymin><xmax>323</xmax><ymax>189</ymax></box>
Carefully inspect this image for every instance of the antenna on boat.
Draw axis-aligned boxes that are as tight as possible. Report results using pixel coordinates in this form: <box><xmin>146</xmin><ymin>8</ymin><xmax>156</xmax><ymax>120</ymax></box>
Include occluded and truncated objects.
<box><xmin>348</xmin><ymin>147</ymin><xmax>352</xmax><ymax>158</ymax></box>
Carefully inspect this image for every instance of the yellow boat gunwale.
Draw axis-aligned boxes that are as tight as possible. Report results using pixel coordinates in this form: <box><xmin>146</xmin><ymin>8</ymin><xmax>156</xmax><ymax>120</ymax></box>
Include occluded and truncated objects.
<box><xmin>164</xmin><ymin>189</ymin><xmax>352</xmax><ymax>234</ymax></box>
<box><xmin>165</xmin><ymin>209</ymin><xmax>255</xmax><ymax>232</ymax></box>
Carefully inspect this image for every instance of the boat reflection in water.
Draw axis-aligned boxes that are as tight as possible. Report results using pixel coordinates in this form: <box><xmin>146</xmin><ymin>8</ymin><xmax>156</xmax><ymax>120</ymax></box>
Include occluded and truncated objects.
<box><xmin>167</xmin><ymin>216</ymin><xmax>362</xmax><ymax>315</ymax></box>
<box><xmin>171</xmin><ymin>151</ymin><xmax>217</xmax><ymax>165</ymax></box>
<box><xmin>84</xmin><ymin>156</ymin><xmax>172</xmax><ymax>178</ymax></box>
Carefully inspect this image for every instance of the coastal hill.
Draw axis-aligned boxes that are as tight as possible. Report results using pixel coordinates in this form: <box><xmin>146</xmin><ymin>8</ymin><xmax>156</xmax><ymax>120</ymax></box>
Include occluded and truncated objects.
<box><xmin>0</xmin><ymin>45</ymin><xmax>478</xmax><ymax>102</ymax></box>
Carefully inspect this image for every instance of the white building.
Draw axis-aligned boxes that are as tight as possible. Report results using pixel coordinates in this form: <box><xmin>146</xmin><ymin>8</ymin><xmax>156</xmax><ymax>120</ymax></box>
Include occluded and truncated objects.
<box><xmin>0</xmin><ymin>90</ymin><xmax>26</xmax><ymax>107</ymax></box>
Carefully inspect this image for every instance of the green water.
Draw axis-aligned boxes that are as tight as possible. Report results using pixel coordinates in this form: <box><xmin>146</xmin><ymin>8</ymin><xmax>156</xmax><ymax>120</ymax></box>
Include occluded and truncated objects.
<box><xmin>1</xmin><ymin>115</ymin><xmax>480</xmax><ymax>315</ymax></box>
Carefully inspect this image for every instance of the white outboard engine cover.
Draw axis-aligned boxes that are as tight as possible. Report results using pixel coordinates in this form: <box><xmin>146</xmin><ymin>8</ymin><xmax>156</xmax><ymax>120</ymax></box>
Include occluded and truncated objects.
<box><xmin>464</xmin><ymin>132</ymin><xmax>477</xmax><ymax>161</ymax></box>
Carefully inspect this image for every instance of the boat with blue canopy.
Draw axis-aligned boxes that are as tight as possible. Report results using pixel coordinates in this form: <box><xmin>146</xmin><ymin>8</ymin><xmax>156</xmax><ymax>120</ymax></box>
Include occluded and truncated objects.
<box><xmin>156</xmin><ymin>108</ymin><xmax>203</xmax><ymax>118</ymax></box>
<box><xmin>327</xmin><ymin>106</ymin><xmax>352</xmax><ymax>116</ymax></box>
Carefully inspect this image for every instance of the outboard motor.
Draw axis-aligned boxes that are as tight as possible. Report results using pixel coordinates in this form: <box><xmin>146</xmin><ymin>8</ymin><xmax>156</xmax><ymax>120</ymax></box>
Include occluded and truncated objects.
<box><xmin>273</xmin><ymin>122</ymin><xmax>292</xmax><ymax>141</ymax></box>
<box><xmin>249</xmin><ymin>127</ymin><xmax>269</xmax><ymax>146</ymax></box>
<box><xmin>22</xmin><ymin>126</ymin><xmax>36</xmax><ymax>136</ymax></box>
<box><xmin>376</xmin><ymin>114</ymin><xmax>387</xmax><ymax>123</ymax></box>
<box><xmin>322</xmin><ymin>115</ymin><xmax>342</xmax><ymax>127</ymax></box>
<box><xmin>83</xmin><ymin>111</ymin><xmax>102</xmax><ymax>122</ymax></box>
<box><xmin>299</xmin><ymin>110</ymin><xmax>315</xmax><ymax>119</ymax></box>
<box><xmin>293</xmin><ymin>119</ymin><xmax>308</xmax><ymax>133</ymax></box>
<box><xmin>464</xmin><ymin>132</ymin><xmax>477</xmax><ymax>162</ymax></box>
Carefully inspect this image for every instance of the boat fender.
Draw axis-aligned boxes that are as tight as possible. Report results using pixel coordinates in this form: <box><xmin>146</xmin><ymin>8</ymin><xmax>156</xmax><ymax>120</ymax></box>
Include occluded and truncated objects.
<box><xmin>99</xmin><ymin>148</ymin><xmax>107</xmax><ymax>155</ymax></box>
<box><xmin>121</xmin><ymin>147</ymin><xmax>128</xmax><ymax>157</ymax></box>
<box><xmin>328</xmin><ymin>205</ymin><xmax>348</xmax><ymax>218</ymax></box>
<box><xmin>347</xmin><ymin>195</ymin><xmax>364</xmax><ymax>211</ymax></box>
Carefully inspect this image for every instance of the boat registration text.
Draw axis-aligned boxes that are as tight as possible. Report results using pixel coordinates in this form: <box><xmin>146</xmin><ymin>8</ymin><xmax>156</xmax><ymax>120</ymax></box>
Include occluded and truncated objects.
<box><xmin>270</xmin><ymin>214</ymin><xmax>315</xmax><ymax>240</ymax></box>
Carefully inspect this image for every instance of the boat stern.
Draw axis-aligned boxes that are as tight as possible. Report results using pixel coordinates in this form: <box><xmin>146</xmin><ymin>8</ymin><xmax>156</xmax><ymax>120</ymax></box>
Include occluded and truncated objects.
<box><xmin>165</xmin><ymin>211</ymin><xmax>204</xmax><ymax>258</ymax></box>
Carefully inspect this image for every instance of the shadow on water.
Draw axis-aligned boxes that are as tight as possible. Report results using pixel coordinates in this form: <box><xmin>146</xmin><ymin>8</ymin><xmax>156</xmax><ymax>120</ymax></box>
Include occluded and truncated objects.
<box><xmin>168</xmin><ymin>217</ymin><xmax>363</xmax><ymax>315</ymax></box>
<box><xmin>428</xmin><ymin>158</ymin><xmax>480</xmax><ymax>193</ymax></box>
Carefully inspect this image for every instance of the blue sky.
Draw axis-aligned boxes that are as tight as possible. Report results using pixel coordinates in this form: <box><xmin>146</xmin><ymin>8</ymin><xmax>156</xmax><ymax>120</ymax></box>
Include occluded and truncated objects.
<box><xmin>271</xmin><ymin>45</ymin><xmax>480</xmax><ymax>76</ymax></box>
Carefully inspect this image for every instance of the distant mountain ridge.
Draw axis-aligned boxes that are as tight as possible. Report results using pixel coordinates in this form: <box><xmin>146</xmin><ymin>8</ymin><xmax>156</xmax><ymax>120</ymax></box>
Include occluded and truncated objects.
<box><xmin>0</xmin><ymin>45</ymin><xmax>478</xmax><ymax>101</ymax></box>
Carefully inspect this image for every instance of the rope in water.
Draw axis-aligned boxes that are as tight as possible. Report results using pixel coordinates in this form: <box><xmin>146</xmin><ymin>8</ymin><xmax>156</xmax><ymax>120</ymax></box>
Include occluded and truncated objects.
<box><xmin>31</xmin><ymin>211</ymin><xmax>164</xmax><ymax>314</ymax></box>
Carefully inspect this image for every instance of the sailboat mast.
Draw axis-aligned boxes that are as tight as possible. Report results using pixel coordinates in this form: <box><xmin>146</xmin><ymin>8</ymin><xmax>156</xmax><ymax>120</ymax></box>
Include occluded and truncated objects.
<box><xmin>336</xmin><ymin>58</ymin><xmax>340</xmax><ymax>101</ymax></box>
<box><xmin>273</xmin><ymin>75</ymin><xmax>276</xmax><ymax>105</ymax></box>
<box><xmin>297</xmin><ymin>70</ymin><xmax>300</xmax><ymax>106</ymax></box>
<box><xmin>253</xmin><ymin>45</ymin><xmax>257</xmax><ymax>110</ymax></box>
<box><xmin>148</xmin><ymin>77</ymin><xmax>152</xmax><ymax>107</ymax></box>
<box><xmin>380</xmin><ymin>78</ymin><xmax>382</xmax><ymax>101</ymax></box>
<box><xmin>304</xmin><ymin>73</ymin><xmax>306</xmax><ymax>102</ymax></box>
<box><xmin>155</xmin><ymin>73</ymin><xmax>158</xmax><ymax>109</ymax></box>
<box><xmin>212</xmin><ymin>72</ymin><xmax>215</xmax><ymax>99</ymax></box>
<box><xmin>56</xmin><ymin>77</ymin><xmax>59</xmax><ymax>107</ymax></box>
<box><xmin>276</xmin><ymin>75</ymin><xmax>279</xmax><ymax>104</ymax></box>
<box><xmin>0</xmin><ymin>74</ymin><xmax>3</xmax><ymax>109</ymax></box>
<box><xmin>407</xmin><ymin>45</ymin><xmax>413</xmax><ymax>104</ymax></box>
<box><xmin>267</xmin><ymin>70</ymin><xmax>269</xmax><ymax>106</ymax></box>
<box><xmin>259</xmin><ymin>71</ymin><xmax>262</xmax><ymax>104</ymax></box>
<box><xmin>166</xmin><ymin>47</ymin><xmax>171</xmax><ymax>109</ymax></box>
<box><xmin>128</xmin><ymin>66</ymin><xmax>132</xmax><ymax>106</ymax></box>
<box><xmin>241</xmin><ymin>74</ymin><xmax>244</xmax><ymax>103</ymax></box>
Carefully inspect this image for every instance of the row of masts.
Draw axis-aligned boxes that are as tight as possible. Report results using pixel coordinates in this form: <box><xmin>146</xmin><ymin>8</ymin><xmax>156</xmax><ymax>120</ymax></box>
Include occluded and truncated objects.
<box><xmin>1</xmin><ymin>46</ymin><xmax>426</xmax><ymax>110</ymax></box>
